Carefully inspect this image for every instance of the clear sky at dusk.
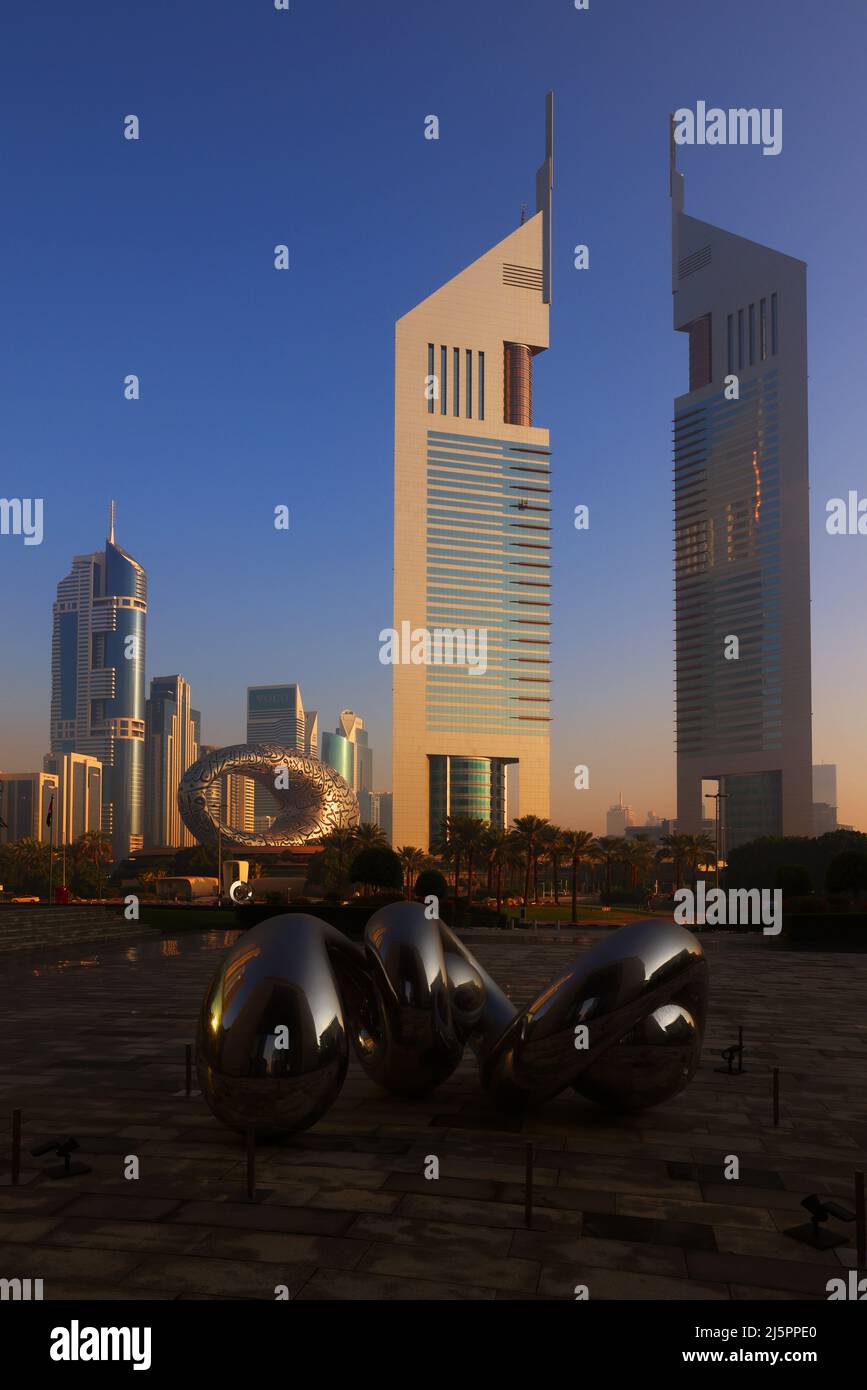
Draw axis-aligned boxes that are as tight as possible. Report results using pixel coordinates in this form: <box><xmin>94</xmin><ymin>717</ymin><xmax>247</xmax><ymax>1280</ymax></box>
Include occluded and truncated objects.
<box><xmin>1</xmin><ymin>0</ymin><xmax>865</xmax><ymax>835</ymax></box>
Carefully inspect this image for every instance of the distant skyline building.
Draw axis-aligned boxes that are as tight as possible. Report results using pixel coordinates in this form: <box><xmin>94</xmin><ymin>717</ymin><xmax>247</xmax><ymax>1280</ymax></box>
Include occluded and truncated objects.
<box><xmin>246</xmin><ymin>684</ymin><xmax>307</xmax><ymax>830</ymax></box>
<box><xmin>0</xmin><ymin>771</ymin><xmax>58</xmax><ymax>845</ymax></box>
<box><xmin>198</xmin><ymin>743</ymin><xmax>255</xmax><ymax>837</ymax></box>
<box><xmin>670</xmin><ymin>125</ymin><xmax>813</xmax><ymax>850</ymax></box>
<box><xmin>812</xmin><ymin>762</ymin><xmax>838</xmax><ymax>835</ymax></box>
<box><xmin>42</xmin><ymin>752</ymin><xmax>103</xmax><ymax>845</ymax></box>
<box><xmin>362</xmin><ymin>790</ymin><xmax>393</xmax><ymax>841</ymax></box>
<box><xmin>304</xmin><ymin>710</ymin><xmax>319</xmax><ymax>758</ymax></box>
<box><xmin>321</xmin><ymin>709</ymin><xmax>373</xmax><ymax>804</ymax></box>
<box><xmin>144</xmin><ymin>675</ymin><xmax>199</xmax><ymax>848</ymax></box>
<box><xmin>50</xmin><ymin>502</ymin><xmax>147</xmax><ymax>858</ymax></box>
<box><xmin>606</xmin><ymin>795</ymin><xmax>634</xmax><ymax>838</ymax></box>
<box><xmin>391</xmin><ymin>95</ymin><xmax>554</xmax><ymax>849</ymax></box>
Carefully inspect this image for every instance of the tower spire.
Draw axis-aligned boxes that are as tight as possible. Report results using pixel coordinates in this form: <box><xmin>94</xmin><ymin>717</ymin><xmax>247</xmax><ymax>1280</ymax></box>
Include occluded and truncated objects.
<box><xmin>108</xmin><ymin>499</ymin><xmax>116</xmax><ymax>544</ymax></box>
<box><xmin>535</xmin><ymin>91</ymin><xmax>554</xmax><ymax>304</ymax></box>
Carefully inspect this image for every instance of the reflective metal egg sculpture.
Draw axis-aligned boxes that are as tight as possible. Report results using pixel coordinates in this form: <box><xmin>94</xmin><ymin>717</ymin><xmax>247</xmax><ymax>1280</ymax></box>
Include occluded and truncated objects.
<box><xmin>196</xmin><ymin>904</ymin><xmax>708</xmax><ymax>1136</ymax></box>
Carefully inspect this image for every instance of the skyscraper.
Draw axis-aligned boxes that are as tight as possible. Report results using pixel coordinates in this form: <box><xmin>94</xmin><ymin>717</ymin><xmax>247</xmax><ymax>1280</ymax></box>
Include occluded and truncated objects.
<box><xmin>392</xmin><ymin>95</ymin><xmax>554</xmax><ymax>849</ymax></box>
<box><xmin>144</xmin><ymin>675</ymin><xmax>199</xmax><ymax>848</ymax></box>
<box><xmin>812</xmin><ymin>763</ymin><xmax>838</xmax><ymax>835</ymax></box>
<box><xmin>670</xmin><ymin>126</ymin><xmax>812</xmax><ymax>849</ymax></box>
<box><xmin>42</xmin><ymin>752</ymin><xmax>104</xmax><ymax>845</ymax></box>
<box><xmin>321</xmin><ymin>709</ymin><xmax>373</xmax><ymax>811</ymax></box>
<box><xmin>606</xmin><ymin>795</ymin><xmax>634</xmax><ymax>838</ymax></box>
<box><xmin>0</xmin><ymin>771</ymin><xmax>58</xmax><ymax>844</ymax></box>
<box><xmin>50</xmin><ymin>503</ymin><xmax>147</xmax><ymax>858</ymax></box>
<box><xmin>246</xmin><ymin>684</ymin><xmax>307</xmax><ymax>829</ymax></box>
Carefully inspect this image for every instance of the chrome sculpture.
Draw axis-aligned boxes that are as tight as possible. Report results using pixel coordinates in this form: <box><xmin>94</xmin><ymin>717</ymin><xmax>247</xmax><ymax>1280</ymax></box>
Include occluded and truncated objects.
<box><xmin>196</xmin><ymin>901</ymin><xmax>708</xmax><ymax>1135</ymax></box>
<box><xmin>177</xmin><ymin>742</ymin><xmax>359</xmax><ymax>849</ymax></box>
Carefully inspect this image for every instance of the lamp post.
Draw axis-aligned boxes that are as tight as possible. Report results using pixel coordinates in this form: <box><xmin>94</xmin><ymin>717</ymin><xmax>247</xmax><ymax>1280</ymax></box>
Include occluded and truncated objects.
<box><xmin>710</xmin><ymin>786</ymin><xmax>728</xmax><ymax>891</ymax></box>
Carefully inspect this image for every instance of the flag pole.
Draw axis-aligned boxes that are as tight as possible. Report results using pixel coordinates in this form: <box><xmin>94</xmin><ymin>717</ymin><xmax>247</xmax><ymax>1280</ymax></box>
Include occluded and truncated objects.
<box><xmin>47</xmin><ymin>790</ymin><xmax>55</xmax><ymax>905</ymax></box>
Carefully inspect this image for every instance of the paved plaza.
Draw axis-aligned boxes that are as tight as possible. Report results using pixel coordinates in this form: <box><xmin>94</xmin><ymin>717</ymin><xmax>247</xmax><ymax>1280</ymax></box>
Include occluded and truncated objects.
<box><xmin>0</xmin><ymin>924</ymin><xmax>864</xmax><ymax>1300</ymax></box>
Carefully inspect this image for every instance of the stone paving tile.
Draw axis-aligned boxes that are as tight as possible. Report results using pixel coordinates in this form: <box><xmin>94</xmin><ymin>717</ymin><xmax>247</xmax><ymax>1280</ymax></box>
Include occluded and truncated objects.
<box><xmin>0</xmin><ymin>1240</ymin><xmax>144</xmax><ymax>1283</ymax></box>
<box><xmin>396</xmin><ymin>1191</ymin><xmax>583</xmax><ymax>1231</ymax></box>
<box><xmin>685</xmin><ymin>1249</ymin><xmax>835</xmax><ymax>1296</ymax></box>
<box><xmin>294</xmin><ymin>1269</ymin><xmax>496</xmax><ymax>1300</ymax></box>
<box><xmin>511</xmin><ymin>1229</ymin><xmax>688</xmax><ymax>1278</ymax></box>
<box><xmin>537</xmin><ymin>1264</ymin><xmax>729</xmax><ymax>1300</ymax></box>
<box><xmin>170</xmin><ymin>1199</ymin><xmax>354</xmax><ymax>1237</ymax></box>
<box><xmin>358</xmin><ymin>1240</ymin><xmax>540</xmax><ymax>1293</ymax></box>
<box><xmin>615</xmin><ymin>1194</ymin><xmax>777</xmax><ymax>1230</ymax></box>
<box><xmin>121</xmin><ymin>1254</ymin><xmax>314</xmax><ymax>1298</ymax></box>
<box><xmin>0</xmin><ymin>928</ymin><xmax>863</xmax><ymax>1301</ymax></box>
<box><xmin>345</xmin><ymin>1212</ymin><xmax>514</xmax><ymax>1255</ymax></box>
<box><xmin>33</xmin><ymin>1216</ymin><xmax>214</xmax><ymax>1255</ymax></box>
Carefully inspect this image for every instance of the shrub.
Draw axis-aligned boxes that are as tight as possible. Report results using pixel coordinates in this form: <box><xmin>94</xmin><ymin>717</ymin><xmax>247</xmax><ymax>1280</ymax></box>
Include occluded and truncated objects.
<box><xmin>413</xmin><ymin>868</ymin><xmax>449</xmax><ymax>902</ymax></box>
<box><xmin>349</xmin><ymin>846</ymin><xmax>403</xmax><ymax>892</ymax></box>
<box><xmin>826</xmin><ymin>850</ymin><xmax>867</xmax><ymax>896</ymax></box>
<box><xmin>775</xmin><ymin>864</ymin><xmax>812</xmax><ymax>898</ymax></box>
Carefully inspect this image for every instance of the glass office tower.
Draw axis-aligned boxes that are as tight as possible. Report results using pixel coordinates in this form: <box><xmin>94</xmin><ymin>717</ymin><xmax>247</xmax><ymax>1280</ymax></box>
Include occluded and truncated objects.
<box><xmin>670</xmin><ymin>127</ymin><xmax>812</xmax><ymax>849</ymax></box>
<box><xmin>50</xmin><ymin>503</ymin><xmax>147</xmax><ymax>859</ymax></box>
<box><xmin>392</xmin><ymin>96</ymin><xmax>554</xmax><ymax>849</ymax></box>
<box><xmin>246</xmin><ymin>684</ymin><xmax>308</xmax><ymax>829</ymax></box>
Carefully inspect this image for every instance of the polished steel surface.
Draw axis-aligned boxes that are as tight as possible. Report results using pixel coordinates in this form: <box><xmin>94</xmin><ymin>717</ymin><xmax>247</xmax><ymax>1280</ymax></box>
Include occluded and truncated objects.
<box><xmin>196</xmin><ymin>905</ymin><xmax>708</xmax><ymax>1135</ymax></box>
<box><xmin>196</xmin><ymin>913</ymin><xmax>366</xmax><ymax>1136</ymax></box>
<box><xmin>178</xmin><ymin>742</ymin><xmax>359</xmax><ymax>849</ymax></box>
<box><xmin>478</xmin><ymin>918</ymin><xmax>708</xmax><ymax>1112</ymax></box>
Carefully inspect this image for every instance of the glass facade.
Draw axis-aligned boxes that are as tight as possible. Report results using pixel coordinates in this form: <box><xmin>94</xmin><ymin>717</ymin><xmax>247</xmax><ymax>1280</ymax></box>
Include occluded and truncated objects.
<box><xmin>675</xmin><ymin>371</ymin><xmax>782</xmax><ymax>760</ymax></box>
<box><xmin>428</xmin><ymin>754</ymin><xmax>508</xmax><ymax>842</ymax></box>
<box><xmin>425</xmin><ymin>429</ymin><xmax>551</xmax><ymax>739</ymax></box>
<box><xmin>724</xmin><ymin>770</ymin><xmax>783</xmax><ymax>845</ymax></box>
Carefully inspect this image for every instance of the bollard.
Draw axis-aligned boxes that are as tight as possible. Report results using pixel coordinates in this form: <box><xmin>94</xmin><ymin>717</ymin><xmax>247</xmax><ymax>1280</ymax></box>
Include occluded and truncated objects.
<box><xmin>11</xmin><ymin>1109</ymin><xmax>21</xmax><ymax>1186</ymax></box>
<box><xmin>246</xmin><ymin>1127</ymin><xmax>256</xmax><ymax>1202</ymax></box>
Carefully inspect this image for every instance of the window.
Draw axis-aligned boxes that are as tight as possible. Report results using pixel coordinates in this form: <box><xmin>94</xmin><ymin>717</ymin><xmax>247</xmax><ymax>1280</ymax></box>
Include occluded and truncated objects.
<box><xmin>738</xmin><ymin>309</ymin><xmax>744</xmax><ymax>370</ymax></box>
<box><xmin>478</xmin><ymin>351</ymin><xmax>485</xmax><ymax>419</ymax></box>
<box><xmin>453</xmin><ymin>348</ymin><xmax>460</xmax><ymax>417</ymax></box>
<box><xmin>760</xmin><ymin>298</ymin><xmax>767</xmax><ymax>361</ymax></box>
<box><xmin>727</xmin><ymin>314</ymin><xmax>734</xmax><ymax>375</ymax></box>
<box><xmin>771</xmin><ymin>293</ymin><xmax>779</xmax><ymax>354</ymax></box>
<box><xmin>466</xmin><ymin>349</ymin><xmax>472</xmax><ymax>417</ymax></box>
<box><xmin>440</xmin><ymin>346</ymin><xmax>447</xmax><ymax>415</ymax></box>
<box><xmin>748</xmin><ymin>304</ymin><xmax>755</xmax><ymax>365</ymax></box>
<box><xmin>687</xmin><ymin>314</ymin><xmax>712</xmax><ymax>390</ymax></box>
<box><xmin>427</xmin><ymin>343</ymin><xmax>434</xmax><ymax>414</ymax></box>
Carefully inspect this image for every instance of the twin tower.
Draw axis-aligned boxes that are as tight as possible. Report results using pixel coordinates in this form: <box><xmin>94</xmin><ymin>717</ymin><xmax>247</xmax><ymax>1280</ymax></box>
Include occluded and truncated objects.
<box><xmin>391</xmin><ymin>96</ymin><xmax>813</xmax><ymax>853</ymax></box>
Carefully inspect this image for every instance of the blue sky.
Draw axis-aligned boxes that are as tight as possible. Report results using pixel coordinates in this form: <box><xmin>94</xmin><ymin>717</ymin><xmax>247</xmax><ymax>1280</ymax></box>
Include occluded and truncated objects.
<box><xmin>2</xmin><ymin>0</ymin><xmax>865</xmax><ymax>834</ymax></box>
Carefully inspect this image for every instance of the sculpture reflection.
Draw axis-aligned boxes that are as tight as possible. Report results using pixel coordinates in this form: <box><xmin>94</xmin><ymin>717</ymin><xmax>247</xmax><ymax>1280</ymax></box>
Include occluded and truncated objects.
<box><xmin>196</xmin><ymin>902</ymin><xmax>708</xmax><ymax>1136</ymax></box>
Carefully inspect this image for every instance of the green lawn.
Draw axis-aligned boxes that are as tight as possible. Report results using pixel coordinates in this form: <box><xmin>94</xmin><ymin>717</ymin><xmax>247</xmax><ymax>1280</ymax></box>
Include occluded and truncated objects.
<box><xmin>522</xmin><ymin>902</ymin><xmax>654</xmax><ymax>924</ymax></box>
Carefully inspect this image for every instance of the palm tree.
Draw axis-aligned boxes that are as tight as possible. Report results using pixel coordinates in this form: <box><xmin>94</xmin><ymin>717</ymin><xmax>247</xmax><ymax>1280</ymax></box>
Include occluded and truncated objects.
<box><xmin>483</xmin><ymin>828</ymin><xmax>512</xmax><ymax>914</ymax></box>
<box><xmin>74</xmin><ymin>829</ymin><xmax>112</xmax><ymax>900</ymax></box>
<box><xmin>560</xmin><ymin>830</ymin><xmax>598</xmax><ymax>923</ymax></box>
<box><xmin>594</xmin><ymin>836</ymin><xmax>627</xmax><ymax>900</ymax></box>
<box><xmin>685</xmin><ymin>832</ymin><xmax>716</xmax><ymax>887</ymax></box>
<box><xmin>318</xmin><ymin>827</ymin><xmax>357</xmax><ymax>891</ymax></box>
<box><xmin>539</xmin><ymin>824</ymin><xmax>567</xmax><ymax>904</ymax></box>
<box><xmin>395</xmin><ymin>845</ymin><xmax>428</xmax><ymax>898</ymax></box>
<box><xmin>460</xmin><ymin>818</ymin><xmax>488</xmax><ymax>902</ymax></box>
<box><xmin>623</xmin><ymin>834</ymin><xmax>657</xmax><ymax>891</ymax></box>
<box><xmin>432</xmin><ymin>816</ymin><xmax>462</xmax><ymax>906</ymax></box>
<box><xmin>657</xmin><ymin>832</ymin><xmax>692</xmax><ymax>891</ymax></box>
<box><xmin>8</xmin><ymin>837</ymin><xmax>51</xmax><ymax>895</ymax></box>
<box><xmin>354</xmin><ymin>822</ymin><xmax>388</xmax><ymax>849</ymax></box>
<box><xmin>511</xmin><ymin>814</ymin><xmax>549</xmax><ymax>906</ymax></box>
